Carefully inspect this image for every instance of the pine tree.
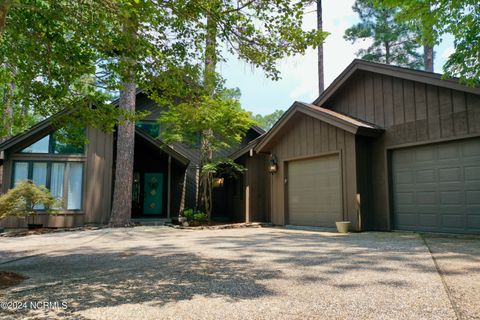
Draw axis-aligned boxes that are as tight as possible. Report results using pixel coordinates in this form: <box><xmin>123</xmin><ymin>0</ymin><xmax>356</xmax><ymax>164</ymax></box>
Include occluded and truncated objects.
<box><xmin>344</xmin><ymin>0</ymin><xmax>423</xmax><ymax>69</ymax></box>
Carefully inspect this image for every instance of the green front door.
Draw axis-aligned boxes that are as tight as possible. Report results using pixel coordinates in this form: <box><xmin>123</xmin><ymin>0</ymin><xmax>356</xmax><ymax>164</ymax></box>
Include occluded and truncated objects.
<box><xmin>143</xmin><ymin>173</ymin><xmax>163</xmax><ymax>215</ymax></box>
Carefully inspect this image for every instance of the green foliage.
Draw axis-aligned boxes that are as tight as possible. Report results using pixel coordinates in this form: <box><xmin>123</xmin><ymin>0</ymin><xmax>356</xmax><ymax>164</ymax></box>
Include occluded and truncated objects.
<box><xmin>182</xmin><ymin>208</ymin><xmax>207</xmax><ymax>222</ymax></box>
<box><xmin>377</xmin><ymin>0</ymin><xmax>480</xmax><ymax>85</ymax></box>
<box><xmin>344</xmin><ymin>0</ymin><xmax>423</xmax><ymax>69</ymax></box>
<box><xmin>0</xmin><ymin>180</ymin><xmax>62</xmax><ymax>220</ymax></box>
<box><xmin>202</xmin><ymin>158</ymin><xmax>247</xmax><ymax>179</ymax></box>
<box><xmin>159</xmin><ymin>87</ymin><xmax>255</xmax><ymax>151</ymax></box>
<box><xmin>253</xmin><ymin>109</ymin><xmax>285</xmax><ymax>130</ymax></box>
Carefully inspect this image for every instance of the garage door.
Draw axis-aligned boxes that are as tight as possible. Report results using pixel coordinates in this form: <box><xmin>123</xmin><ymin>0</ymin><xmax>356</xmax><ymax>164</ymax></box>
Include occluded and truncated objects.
<box><xmin>287</xmin><ymin>154</ymin><xmax>342</xmax><ymax>227</ymax></box>
<box><xmin>392</xmin><ymin>139</ymin><xmax>480</xmax><ymax>234</ymax></box>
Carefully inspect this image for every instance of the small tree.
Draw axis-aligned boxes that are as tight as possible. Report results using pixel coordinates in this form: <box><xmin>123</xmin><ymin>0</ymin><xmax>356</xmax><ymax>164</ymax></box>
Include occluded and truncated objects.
<box><xmin>0</xmin><ymin>180</ymin><xmax>61</xmax><ymax>224</ymax></box>
<box><xmin>159</xmin><ymin>88</ymin><xmax>255</xmax><ymax>221</ymax></box>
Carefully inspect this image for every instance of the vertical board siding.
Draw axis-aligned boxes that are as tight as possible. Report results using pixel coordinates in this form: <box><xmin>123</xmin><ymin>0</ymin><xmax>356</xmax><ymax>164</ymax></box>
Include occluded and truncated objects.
<box><xmin>365</xmin><ymin>72</ymin><xmax>375</xmax><ymax>123</ymax></box>
<box><xmin>439</xmin><ymin>88</ymin><xmax>454</xmax><ymax>137</ymax></box>
<box><xmin>374</xmin><ymin>74</ymin><xmax>384</xmax><ymax>126</ymax></box>
<box><xmin>85</xmin><ymin>127</ymin><xmax>113</xmax><ymax>224</ymax></box>
<box><xmin>452</xmin><ymin>91</ymin><xmax>468</xmax><ymax>135</ymax></box>
<box><xmin>467</xmin><ymin>93</ymin><xmax>480</xmax><ymax>133</ymax></box>
<box><xmin>324</xmin><ymin>70</ymin><xmax>480</xmax><ymax>231</ymax></box>
<box><xmin>269</xmin><ymin>113</ymin><xmax>359</xmax><ymax>229</ymax></box>
<box><xmin>327</xmin><ymin>70</ymin><xmax>479</xmax><ymax>145</ymax></box>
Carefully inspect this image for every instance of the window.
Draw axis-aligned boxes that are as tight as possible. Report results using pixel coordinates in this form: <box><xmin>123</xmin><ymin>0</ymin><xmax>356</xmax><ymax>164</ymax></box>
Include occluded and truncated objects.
<box><xmin>12</xmin><ymin>161</ymin><xmax>84</xmax><ymax>211</ymax></box>
<box><xmin>20</xmin><ymin>128</ymin><xmax>85</xmax><ymax>154</ymax></box>
<box><xmin>22</xmin><ymin>136</ymin><xmax>50</xmax><ymax>153</ymax></box>
<box><xmin>136</xmin><ymin>121</ymin><xmax>160</xmax><ymax>138</ymax></box>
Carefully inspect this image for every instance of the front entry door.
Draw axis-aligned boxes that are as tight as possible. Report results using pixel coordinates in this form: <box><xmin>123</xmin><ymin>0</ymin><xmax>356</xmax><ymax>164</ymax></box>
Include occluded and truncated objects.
<box><xmin>143</xmin><ymin>173</ymin><xmax>163</xmax><ymax>215</ymax></box>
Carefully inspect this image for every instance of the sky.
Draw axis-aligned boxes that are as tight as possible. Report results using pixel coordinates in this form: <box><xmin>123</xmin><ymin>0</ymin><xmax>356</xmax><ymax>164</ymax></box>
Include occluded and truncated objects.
<box><xmin>218</xmin><ymin>0</ymin><xmax>455</xmax><ymax>116</ymax></box>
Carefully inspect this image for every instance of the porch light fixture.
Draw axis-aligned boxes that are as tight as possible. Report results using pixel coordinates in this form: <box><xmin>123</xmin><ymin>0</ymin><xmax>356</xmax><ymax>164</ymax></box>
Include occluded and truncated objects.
<box><xmin>268</xmin><ymin>154</ymin><xmax>278</xmax><ymax>174</ymax></box>
<box><xmin>213</xmin><ymin>177</ymin><xmax>224</xmax><ymax>188</ymax></box>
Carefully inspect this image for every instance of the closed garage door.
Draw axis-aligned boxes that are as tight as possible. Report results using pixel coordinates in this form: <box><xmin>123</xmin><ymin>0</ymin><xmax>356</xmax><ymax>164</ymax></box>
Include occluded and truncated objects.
<box><xmin>288</xmin><ymin>154</ymin><xmax>343</xmax><ymax>227</ymax></box>
<box><xmin>392</xmin><ymin>139</ymin><xmax>480</xmax><ymax>234</ymax></box>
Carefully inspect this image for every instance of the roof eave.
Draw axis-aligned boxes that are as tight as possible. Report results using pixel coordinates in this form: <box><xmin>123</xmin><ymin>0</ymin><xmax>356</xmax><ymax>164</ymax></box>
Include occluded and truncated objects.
<box><xmin>256</xmin><ymin>101</ymin><xmax>382</xmax><ymax>152</ymax></box>
<box><xmin>135</xmin><ymin>128</ymin><xmax>190</xmax><ymax>166</ymax></box>
<box><xmin>313</xmin><ymin>59</ymin><xmax>480</xmax><ymax>107</ymax></box>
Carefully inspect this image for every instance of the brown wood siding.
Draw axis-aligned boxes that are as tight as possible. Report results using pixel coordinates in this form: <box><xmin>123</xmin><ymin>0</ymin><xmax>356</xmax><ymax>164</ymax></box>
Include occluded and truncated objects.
<box><xmin>326</xmin><ymin>70</ymin><xmax>480</xmax><ymax>230</ymax></box>
<box><xmin>84</xmin><ymin>127</ymin><xmax>114</xmax><ymax>225</ymax></box>
<box><xmin>0</xmin><ymin>127</ymin><xmax>112</xmax><ymax>228</ymax></box>
<box><xmin>245</xmin><ymin>153</ymin><xmax>270</xmax><ymax>222</ymax></box>
<box><xmin>269</xmin><ymin>113</ymin><xmax>360</xmax><ymax>230</ymax></box>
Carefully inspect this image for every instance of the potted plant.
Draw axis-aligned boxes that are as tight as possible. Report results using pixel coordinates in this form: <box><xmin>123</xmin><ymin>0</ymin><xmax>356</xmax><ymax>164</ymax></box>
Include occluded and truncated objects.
<box><xmin>335</xmin><ymin>221</ymin><xmax>351</xmax><ymax>233</ymax></box>
<box><xmin>0</xmin><ymin>180</ymin><xmax>62</xmax><ymax>230</ymax></box>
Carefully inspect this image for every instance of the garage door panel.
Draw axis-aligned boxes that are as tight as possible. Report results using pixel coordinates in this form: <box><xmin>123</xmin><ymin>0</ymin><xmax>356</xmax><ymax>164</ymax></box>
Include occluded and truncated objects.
<box><xmin>392</xmin><ymin>139</ymin><xmax>480</xmax><ymax>234</ymax></box>
<box><xmin>464</xmin><ymin>166</ymin><xmax>480</xmax><ymax>180</ymax></box>
<box><xmin>462</xmin><ymin>141</ymin><xmax>480</xmax><ymax>157</ymax></box>
<box><xmin>288</xmin><ymin>155</ymin><xmax>342</xmax><ymax>227</ymax></box>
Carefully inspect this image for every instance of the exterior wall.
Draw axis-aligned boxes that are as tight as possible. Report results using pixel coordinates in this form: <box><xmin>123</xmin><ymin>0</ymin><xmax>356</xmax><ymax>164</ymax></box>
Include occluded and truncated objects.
<box><xmin>211</xmin><ymin>153</ymin><xmax>270</xmax><ymax>223</ymax></box>
<box><xmin>268</xmin><ymin>112</ymin><xmax>360</xmax><ymax>230</ymax></box>
<box><xmin>244</xmin><ymin>153</ymin><xmax>270</xmax><ymax>222</ymax></box>
<box><xmin>0</xmin><ymin>127</ymin><xmax>113</xmax><ymax>228</ymax></box>
<box><xmin>326</xmin><ymin>70</ymin><xmax>480</xmax><ymax>230</ymax></box>
<box><xmin>84</xmin><ymin>127</ymin><xmax>114</xmax><ymax>225</ymax></box>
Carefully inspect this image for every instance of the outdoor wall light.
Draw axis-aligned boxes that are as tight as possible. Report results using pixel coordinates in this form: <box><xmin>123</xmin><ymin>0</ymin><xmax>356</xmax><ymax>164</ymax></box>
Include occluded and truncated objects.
<box><xmin>213</xmin><ymin>177</ymin><xmax>224</xmax><ymax>188</ymax></box>
<box><xmin>268</xmin><ymin>154</ymin><xmax>278</xmax><ymax>174</ymax></box>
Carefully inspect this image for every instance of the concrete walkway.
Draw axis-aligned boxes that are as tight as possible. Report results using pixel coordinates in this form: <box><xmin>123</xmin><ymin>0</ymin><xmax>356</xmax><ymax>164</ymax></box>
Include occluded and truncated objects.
<box><xmin>0</xmin><ymin>227</ymin><xmax>478</xmax><ymax>319</ymax></box>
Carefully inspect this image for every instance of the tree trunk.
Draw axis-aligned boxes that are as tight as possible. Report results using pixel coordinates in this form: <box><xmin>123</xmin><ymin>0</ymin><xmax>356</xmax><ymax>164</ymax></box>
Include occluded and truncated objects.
<box><xmin>424</xmin><ymin>44</ymin><xmax>434</xmax><ymax>72</ymax></box>
<box><xmin>385</xmin><ymin>41</ymin><xmax>390</xmax><ymax>65</ymax></box>
<box><xmin>316</xmin><ymin>0</ymin><xmax>324</xmax><ymax>94</ymax></box>
<box><xmin>110</xmin><ymin>76</ymin><xmax>136</xmax><ymax>227</ymax></box>
<box><xmin>1</xmin><ymin>65</ymin><xmax>14</xmax><ymax>142</ymax></box>
<box><xmin>0</xmin><ymin>0</ymin><xmax>11</xmax><ymax>35</ymax></box>
<box><xmin>109</xmin><ymin>13</ymin><xmax>137</xmax><ymax>227</ymax></box>
<box><xmin>199</xmin><ymin>12</ymin><xmax>218</xmax><ymax>222</ymax></box>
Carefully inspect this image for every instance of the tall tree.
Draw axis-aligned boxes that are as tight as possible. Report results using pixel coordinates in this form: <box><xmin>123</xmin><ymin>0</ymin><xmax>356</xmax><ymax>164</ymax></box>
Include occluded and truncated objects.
<box><xmin>157</xmin><ymin>0</ymin><xmax>327</xmax><ymax>220</ymax></box>
<box><xmin>109</xmin><ymin>4</ymin><xmax>139</xmax><ymax>227</ymax></box>
<box><xmin>378</xmin><ymin>0</ymin><xmax>478</xmax><ymax>85</ymax></box>
<box><xmin>317</xmin><ymin>1</ymin><xmax>324</xmax><ymax>93</ymax></box>
<box><xmin>344</xmin><ymin>0</ymin><xmax>423</xmax><ymax>69</ymax></box>
<box><xmin>424</xmin><ymin>45</ymin><xmax>434</xmax><ymax>72</ymax></box>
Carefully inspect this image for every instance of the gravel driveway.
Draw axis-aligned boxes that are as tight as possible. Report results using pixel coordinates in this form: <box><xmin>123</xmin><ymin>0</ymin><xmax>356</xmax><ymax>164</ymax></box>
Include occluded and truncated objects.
<box><xmin>0</xmin><ymin>227</ymin><xmax>478</xmax><ymax>319</ymax></box>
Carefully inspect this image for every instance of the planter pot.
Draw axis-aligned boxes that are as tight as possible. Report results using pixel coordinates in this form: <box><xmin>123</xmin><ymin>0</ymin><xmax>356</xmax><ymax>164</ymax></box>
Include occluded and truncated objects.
<box><xmin>335</xmin><ymin>221</ymin><xmax>351</xmax><ymax>234</ymax></box>
<box><xmin>27</xmin><ymin>223</ymin><xmax>43</xmax><ymax>230</ymax></box>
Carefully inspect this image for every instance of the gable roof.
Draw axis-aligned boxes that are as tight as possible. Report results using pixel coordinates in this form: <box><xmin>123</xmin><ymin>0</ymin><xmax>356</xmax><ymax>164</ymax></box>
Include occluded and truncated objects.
<box><xmin>313</xmin><ymin>59</ymin><xmax>480</xmax><ymax>107</ymax></box>
<box><xmin>0</xmin><ymin>109</ymin><xmax>70</xmax><ymax>153</ymax></box>
<box><xmin>256</xmin><ymin>101</ymin><xmax>383</xmax><ymax>152</ymax></box>
<box><xmin>135</xmin><ymin>128</ymin><xmax>190</xmax><ymax>166</ymax></box>
<box><xmin>230</xmin><ymin>134</ymin><xmax>265</xmax><ymax>160</ymax></box>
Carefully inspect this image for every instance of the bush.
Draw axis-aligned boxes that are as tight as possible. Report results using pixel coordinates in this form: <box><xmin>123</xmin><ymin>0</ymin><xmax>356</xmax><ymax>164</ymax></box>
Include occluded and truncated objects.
<box><xmin>193</xmin><ymin>212</ymin><xmax>207</xmax><ymax>222</ymax></box>
<box><xmin>182</xmin><ymin>208</ymin><xmax>207</xmax><ymax>223</ymax></box>
<box><xmin>0</xmin><ymin>180</ymin><xmax>62</xmax><ymax>220</ymax></box>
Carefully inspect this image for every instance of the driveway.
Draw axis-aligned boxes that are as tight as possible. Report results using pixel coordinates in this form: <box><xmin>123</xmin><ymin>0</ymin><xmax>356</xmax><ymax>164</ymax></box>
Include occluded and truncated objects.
<box><xmin>0</xmin><ymin>227</ymin><xmax>478</xmax><ymax>320</ymax></box>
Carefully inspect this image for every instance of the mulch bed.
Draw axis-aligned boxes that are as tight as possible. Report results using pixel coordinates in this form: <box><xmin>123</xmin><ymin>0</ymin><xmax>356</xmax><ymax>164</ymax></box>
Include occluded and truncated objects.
<box><xmin>0</xmin><ymin>271</ymin><xmax>28</xmax><ymax>289</ymax></box>
<box><xmin>169</xmin><ymin>222</ymin><xmax>271</xmax><ymax>230</ymax></box>
<box><xmin>0</xmin><ymin>226</ymin><xmax>104</xmax><ymax>238</ymax></box>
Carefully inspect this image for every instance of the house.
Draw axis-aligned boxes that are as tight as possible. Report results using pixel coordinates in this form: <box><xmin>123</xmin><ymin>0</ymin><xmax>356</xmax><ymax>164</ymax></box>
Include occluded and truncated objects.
<box><xmin>1</xmin><ymin>59</ymin><xmax>479</xmax><ymax>234</ymax></box>
<box><xmin>0</xmin><ymin>92</ymin><xmax>264</xmax><ymax>228</ymax></box>
<box><xmin>247</xmin><ymin>59</ymin><xmax>480</xmax><ymax>234</ymax></box>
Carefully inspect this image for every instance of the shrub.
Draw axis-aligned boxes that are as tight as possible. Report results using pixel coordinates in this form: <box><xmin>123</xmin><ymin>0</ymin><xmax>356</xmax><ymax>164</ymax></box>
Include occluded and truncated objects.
<box><xmin>193</xmin><ymin>212</ymin><xmax>207</xmax><ymax>222</ymax></box>
<box><xmin>0</xmin><ymin>180</ymin><xmax>62</xmax><ymax>221</ymax></box>
<box><xmin>182</xmin><ymin>208</ymin><xmax>207</xmax><ymax>223</ymax></box>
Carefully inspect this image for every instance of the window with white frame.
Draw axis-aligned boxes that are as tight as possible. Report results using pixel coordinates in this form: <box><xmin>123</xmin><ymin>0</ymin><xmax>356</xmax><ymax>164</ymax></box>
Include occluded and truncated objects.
<box><xmin>12</xmin><ymin>161</ymin><xmax>84</xmax><ymax>210</ymax></box>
